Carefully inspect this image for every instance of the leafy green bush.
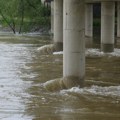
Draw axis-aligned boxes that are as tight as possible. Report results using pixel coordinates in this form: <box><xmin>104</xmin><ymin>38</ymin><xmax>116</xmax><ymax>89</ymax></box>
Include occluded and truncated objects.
<box><xmin>0</xmin><ymin>0</ymin><xmax>51</xmax><ymax>33</ymax></box>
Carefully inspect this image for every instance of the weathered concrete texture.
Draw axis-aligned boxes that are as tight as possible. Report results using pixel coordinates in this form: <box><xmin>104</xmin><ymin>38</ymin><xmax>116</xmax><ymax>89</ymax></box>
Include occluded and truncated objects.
<box><xmin>86</xmin><ymin>0</ymin><xmax>120</xmax><ymax>3</ymax></box>
<box><xmin>85</xmin><ymin>4</ymin><xmax>93</xmax><ymax>37</ymax></box>
<box><xmin>101</xmin><ymin>44</ymin><xmax>114</xmax><ymax>53</ymax></box>
<box><xmin>117</xmin><ymin>2</ymin><xmax>120</xmax><ymax>38</ymax></box>
<box><xmin>63</xmin><ymin>76</ymin><xmax>84</xmax><ymax>88</ymax></box>
<box><xmin>101</xmin><ymin>2</ymin><xmax>115</xmax><ymax>52</ymax></box>
<box><xmin>54</xmin><ymin>42</ymin><xmax>63</xmax><ymax>51</ymax></box>
<box><xmin>85</xmin><ymin>37</ymin><xmax>93</xmax><ymax>48</ymax></box>
<box><xmin>63</xmin><ymin>0</ymin><xmax>85</xmax><ymax>88</ymax></box>
<box><xmin>54</xmin><ymin>0</ymin><xmax>63</xmax><ymax>51</ymax></box>
<box><xmin>51</xmin><ymin>1</ymin><xmax>54</xmax><ymax>35</ymax></box>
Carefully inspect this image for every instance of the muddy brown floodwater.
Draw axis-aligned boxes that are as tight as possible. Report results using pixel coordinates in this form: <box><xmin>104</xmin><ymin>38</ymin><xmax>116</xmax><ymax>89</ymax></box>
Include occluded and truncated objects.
<box><xmin>0</xmin><ymin>32</ymin><xmax>120</xmax><ymax>120</ymax></box>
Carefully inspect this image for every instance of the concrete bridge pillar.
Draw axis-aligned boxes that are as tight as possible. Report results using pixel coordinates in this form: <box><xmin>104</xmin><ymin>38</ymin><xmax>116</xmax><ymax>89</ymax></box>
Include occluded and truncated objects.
<box><xmin>85</xmin><ymin>3</ymin><xmax>93</xmax><ymax>37</ymax></box>
<box><xmin>51</xmin><ymin>1</ymin><xmax>54</xmax><ymax>35</ymax></box>
<box><xmin>63</xmin><ymin>0</ymin><xmax>85</xmax><ymax>88</ymax></box>
<box><xmin>101</xmin><ymin>2</ymin><xmax>115</xmax><ymax>52</ymax></box>
<box><xmin>54</xmin><ymin>0</ymin><xmax>63</xmax><ymax>51</ymax></box>
<box><xmin>117</xmin><ymin>2</ymin><xmax>120</xmax><ymax>38</ymax></box>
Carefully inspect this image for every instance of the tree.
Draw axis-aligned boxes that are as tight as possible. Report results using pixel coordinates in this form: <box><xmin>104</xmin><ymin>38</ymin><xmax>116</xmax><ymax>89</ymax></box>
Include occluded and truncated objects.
<box><xmin>18</xmin><ymin>0</ymin><xmax>25</xmax><ymax>33</ymax></box>
<box><xmin>0</xmin><ymin>0</ymin><xmax>51</xmax><ymax>34</ymax></box>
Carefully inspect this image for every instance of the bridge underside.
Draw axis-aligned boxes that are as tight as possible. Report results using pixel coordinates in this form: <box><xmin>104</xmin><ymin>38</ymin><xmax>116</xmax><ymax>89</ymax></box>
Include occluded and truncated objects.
<box><xmin>86</xmin><ymin>0</ymin><xmax>120</xmax><ymax>3</ymax></box>
<box><xmin>45</xmin><ymin>0</ymin><xmax>120</xmax><ymax>90</ymax></box>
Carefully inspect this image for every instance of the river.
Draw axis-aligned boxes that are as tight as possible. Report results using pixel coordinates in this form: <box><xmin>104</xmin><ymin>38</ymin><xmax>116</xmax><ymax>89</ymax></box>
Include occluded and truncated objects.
<box><xmin>0</xmin><ymin>32</ymin><xmax>120</xmax><ymax>120</ymax></box>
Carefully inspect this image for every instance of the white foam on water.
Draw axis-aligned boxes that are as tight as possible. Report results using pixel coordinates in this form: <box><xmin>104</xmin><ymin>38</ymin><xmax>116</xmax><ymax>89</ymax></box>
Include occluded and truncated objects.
<box><xmin>43</xmin><ymin>79</ymin><xmax>56</xmax><ymax>86</ymax></box>
<box><xmin>60</xmin><ymin>85</ymin><xmax>120</xmax><ymax>98</ymax></box>
<box><xmin>53</xmin><ymin>48</ymin><xmax>120</xmax><ymax>57</ymax></box>
<box><xmin>37</xmin><ymin>44</ymin><xmax>53</xmax><ymax>51</ymax></box>
<box><xmin>53</xmin><ymin>51</ymin><xmax>63</xmax><ymax>55</ymax></box>
<box><xmin>86</xmin><ymin>48</ymin><xmax>104</xmax><ymax>56</ymax></box>
<box><xmin>55</xmin><ymin>107</ymin><xmax>92</xmax><ymax>115</ymax></box>
<box><xmin>21</xmin><ymin>32</ymin><xmax>43</xmax><ymax>37</ymax></box>
<box><xmin>0</xmin><ymin>114</ymin><xmax>32</xmax><ymax>120</ymax></box>
<box><xmin>37</xmin><ymin>45</ymin><xmax>48</xmax><ymax>51</ymax></box>
<box><xmin>86</xmin><ymin>48</ymin><xmax>120</xmax><ymax>57</ymax></box>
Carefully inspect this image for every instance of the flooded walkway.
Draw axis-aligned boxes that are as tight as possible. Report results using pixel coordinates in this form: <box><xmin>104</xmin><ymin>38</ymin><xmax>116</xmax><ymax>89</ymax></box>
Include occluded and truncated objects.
<box><xmin>0</xmin><ymin>33</ymin><xmax>120</xmax><ymax>120</ymax></box>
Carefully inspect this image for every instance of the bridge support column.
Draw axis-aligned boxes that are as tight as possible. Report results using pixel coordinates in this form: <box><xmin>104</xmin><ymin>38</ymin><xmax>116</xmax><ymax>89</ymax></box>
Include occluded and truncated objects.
<box><xmin>54</xmin><ymin>0</ymin><xmax>63</xmax><ymax>51</ymax></box>
<box><xmin>63</xmin><ymin>0</ymin><xmax>85</xmax><ymax>88</ymax></box>
<box><xmin>85</xmin><ymin>3</ymin><xmax>93</xmax><ymax>37</ymax></box>
<box><xmin>101</xmin><ymin>2</ymin><xmax>115</xmax><ymax>52</ymax></box>
<box><xmin>117</xmin><ymin>2</ymin><xmax>120</xmax><ymax>38</ymax></box>
<box><xmin>51</xmin><ymin>1</ymin><xmax>54</xmax><ymax>35</ymax></box>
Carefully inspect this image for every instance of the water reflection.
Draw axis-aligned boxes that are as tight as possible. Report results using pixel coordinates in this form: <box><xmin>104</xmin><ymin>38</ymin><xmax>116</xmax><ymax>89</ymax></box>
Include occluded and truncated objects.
<box><xmin>0</xmin><ymin>33</ymin><xmax>120</xmax><ymax>120</ymax></box>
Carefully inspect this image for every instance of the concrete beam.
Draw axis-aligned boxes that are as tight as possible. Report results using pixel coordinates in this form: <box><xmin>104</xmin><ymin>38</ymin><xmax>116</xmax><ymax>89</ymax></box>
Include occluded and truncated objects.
<box><xmin>54</xmin><ymin>0</ymin><xmax>63</xmax><ymax>51</ymax></box>
<box><xmin>63</xmin><ymin>0</ymin><xmax>85</xmax><ymax>88</ymax></box>
<box><xmin>85</xmin><ymin>0</ymin><xmax>120</xmax><ymax>3</ymax></box>
<box><xmin>101</xmin><ymin>1</ymin><xmax>115</xmax><ymax>52</ymax></box>
<box><xmin>117</xmin><ymin>2</ymin><xmax>120</xmax><ymax>37</ymax></box>
<box><xmin>85</xmin><ymin>4</ymin><xmax>93</xmax><ymax>37</ymax></box>
<box><xmin>51</xmin><ymin>1</ymin><xmax>54</xmax><ymax>35</ymax></box>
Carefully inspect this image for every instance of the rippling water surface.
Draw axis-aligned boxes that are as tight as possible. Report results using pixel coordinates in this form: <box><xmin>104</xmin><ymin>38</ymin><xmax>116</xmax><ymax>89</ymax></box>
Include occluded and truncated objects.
<box><xmin>0</xmin><ymin>32</ymin><xmax>120</xmax><ymax>120</ymax></box>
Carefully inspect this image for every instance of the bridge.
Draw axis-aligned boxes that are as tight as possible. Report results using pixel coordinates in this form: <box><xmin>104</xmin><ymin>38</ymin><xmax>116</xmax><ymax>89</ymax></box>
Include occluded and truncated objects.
<box><xmin>42</xmin><ymin>0</ymin><xmax>120</xmax><ymax>90</ymax></box>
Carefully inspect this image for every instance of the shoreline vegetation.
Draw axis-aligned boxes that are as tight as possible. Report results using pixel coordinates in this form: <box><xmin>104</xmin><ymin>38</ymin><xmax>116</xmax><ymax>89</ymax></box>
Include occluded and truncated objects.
<box><xmin>0</xmin><ymin>0</ymin><xmax>51</xmax><ymax>34</ymax></box>
<box><xmin>0</xmin><ymin>25</ymin><xmax>50</xmax><ymax>35</ymax></box>
<box><xmin>0</xmin><ymin>1</ymin><xmax>102</xmax><ymax>35</ymax></box>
